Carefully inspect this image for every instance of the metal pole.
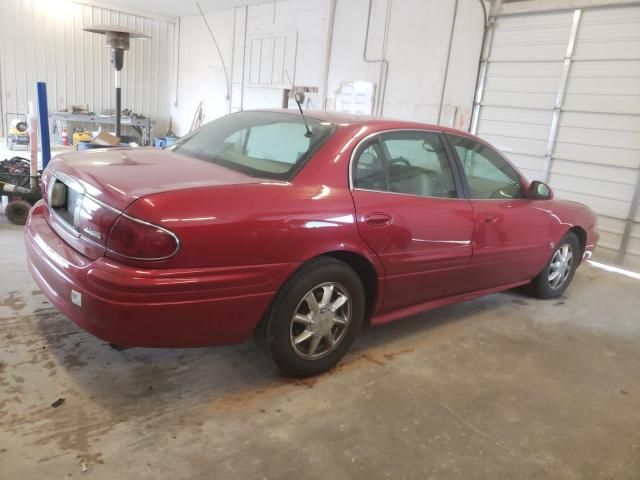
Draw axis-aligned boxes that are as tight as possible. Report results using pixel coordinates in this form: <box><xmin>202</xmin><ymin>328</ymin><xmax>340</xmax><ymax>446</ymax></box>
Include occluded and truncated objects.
<box><xmin>174</xmin><ymin>18</ymin><xmax>181</xmax><ymax>108</ymax></box>
<box><xmin>197</xmin><ymin>2</ymin><xmax>231</xmax><ymax>106</ymax></box>
<box><xmin>321</xmin><ymin>0</ymin><xmax>337</xmax><ymax>110</ymax></box>
<box><xmin>240</xmin><ymin>6</ymin><xmax>248</xmax><ymax>111</ymax></box>
<box><xmin>617</xmin><ymin>169</ymin><xmax>640</xmax><ymax>265</ymax></box>
<box><xmin>229</xmin><ymin>7</ymin><xmax>237</xmax><ymax>113</ymax></box>
<box><xmin>363</xmin><ymin>0</ymin><xmax>391</xmax><ymax>117</ymax></box>
<box><xmin>437</xmin><ymin>0</ymin><xmax>459</xmax><ymax>125</ymax></box>
<box><xmin>28</xmin><ymin>102</ymin><xmax>38</xmax><ymax>187</ymax></box>
<box><xmin>377</xmin><ymin>0</ymin><xmax>392</xmax><ymax>116</ymax></box>
<box><xmin>115</xmin><ymin>70</ymin><xmax>121</xmax><ymax>138</ymax></box>
<box><xmin>36</xmin><ymin>82</ymin><xmax>51</xmax><ymax>171</ymax></box>
<box><xmin>541</xmin><ymin>9</ymin><xmax>582</xmax><ymax>183</ymax></box>
<box><xmin>470</xmin><ymin>19</ymin><xmax>494</xmax><ymax>135</ymax></box>
<box><xmin>470</xmin><ymin>0</ymin><xmax>504</xmax><ymax>135</ymax></box>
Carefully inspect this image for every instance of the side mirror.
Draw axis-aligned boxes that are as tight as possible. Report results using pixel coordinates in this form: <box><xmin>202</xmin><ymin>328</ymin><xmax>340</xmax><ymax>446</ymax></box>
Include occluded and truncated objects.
<box><xmin>528</xmin><ymin>181</ymin><xmax>553</xmax><ymax>200</ymax></box>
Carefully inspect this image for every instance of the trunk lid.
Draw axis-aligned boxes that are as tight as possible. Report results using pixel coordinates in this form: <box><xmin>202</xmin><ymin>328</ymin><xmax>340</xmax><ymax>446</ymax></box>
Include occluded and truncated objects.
<box><xmin>43</xmin><ymin>147</ymin><xmax>261</xmax><ymax>260</ymax></box>
<box><xmin>47</xmin><ymin>147</ymin><xmax>260</xmax><ymax>211</ymax></box>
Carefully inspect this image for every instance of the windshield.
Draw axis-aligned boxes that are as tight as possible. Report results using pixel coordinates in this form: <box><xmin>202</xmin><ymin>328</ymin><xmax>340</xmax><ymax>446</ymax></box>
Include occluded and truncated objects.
<box><xmin>168</xmin><ymin>111</ymin><xmax>336</xmax><ymax>180</ymax></box>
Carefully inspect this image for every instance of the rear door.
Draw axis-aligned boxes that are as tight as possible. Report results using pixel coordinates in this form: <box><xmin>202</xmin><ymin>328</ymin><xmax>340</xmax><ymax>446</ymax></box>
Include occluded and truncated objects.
<box><xmin>350</xmin><ymin>130</ymin><xmax>476</xmax><ymax>312</ymax></box>
<box><xmin>446</xmin><ymin>134</ymin><xmax>551</xmax><ymax>288</ymax></box>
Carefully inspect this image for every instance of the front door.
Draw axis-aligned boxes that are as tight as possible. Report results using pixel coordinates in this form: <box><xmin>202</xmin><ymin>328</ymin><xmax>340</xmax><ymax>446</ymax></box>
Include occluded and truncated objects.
<box><xmin>446</xmin><ymin>134</ymin><xmax>551</xmax><ymax>288</ymax></box>
<box><xmin>350</xmin><ymin>130</ymin><xmax>476</xmax><ymax>313</ymax></box>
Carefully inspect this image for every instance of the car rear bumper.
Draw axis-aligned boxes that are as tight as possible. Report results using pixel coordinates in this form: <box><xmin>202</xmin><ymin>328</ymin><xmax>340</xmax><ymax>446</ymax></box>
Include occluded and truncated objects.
<box><xmin>25</xmin><ymin>201</ymin><xmax>297</xmax><ymax>347</ymax></box>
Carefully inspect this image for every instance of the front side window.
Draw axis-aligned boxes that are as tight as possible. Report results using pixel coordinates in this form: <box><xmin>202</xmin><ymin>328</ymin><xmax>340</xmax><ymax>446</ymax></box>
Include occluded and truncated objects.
<box><xmin>352</xmin><ymin>131</ymin><xmax>457</xmax><ymax>198</ymax></box>
<box><xmin>169</xmin><ymin>111</ymin><xmax>335</xmax><ymax>180</ymax></box>
<box><xmin>447</xmin><ymin>135</ymin><xmax>523</xmax><ymax>199</ymax></box>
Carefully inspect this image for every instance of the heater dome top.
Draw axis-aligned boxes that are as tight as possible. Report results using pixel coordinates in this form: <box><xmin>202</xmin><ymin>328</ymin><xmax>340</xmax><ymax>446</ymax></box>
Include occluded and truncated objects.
<box><xmin>83</xmin><ymin>24</ymin><xmax>150</xmax><ymax>39</ymax></box>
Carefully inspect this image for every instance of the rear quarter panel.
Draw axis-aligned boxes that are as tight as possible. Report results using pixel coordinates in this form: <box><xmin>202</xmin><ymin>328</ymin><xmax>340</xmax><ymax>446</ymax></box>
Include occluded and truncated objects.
<box><xmin>103</xmin><ymin>124</ymin><xmax>388</xmax><ymax>325</ymax></box>
<box><xmin>119</xmin><ymin>123</ymin><xmax>385</xmax><ymax>282</ymax></box>
<box><xmin>124</xmin><ymin>182</ymin><xmax>376</xmax><ymax>269</ymax></box>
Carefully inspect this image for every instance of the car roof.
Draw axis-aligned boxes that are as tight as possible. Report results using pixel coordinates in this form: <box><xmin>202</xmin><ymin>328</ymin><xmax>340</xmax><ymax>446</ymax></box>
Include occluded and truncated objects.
<box><xmin>255</xmin><ymin>108</ymin><xmax>477</xmax><ymax>139</ymax></box>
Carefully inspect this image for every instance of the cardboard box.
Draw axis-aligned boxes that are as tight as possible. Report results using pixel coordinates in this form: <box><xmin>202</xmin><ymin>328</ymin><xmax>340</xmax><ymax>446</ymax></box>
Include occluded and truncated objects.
<box><xmin>68</xmin><ymin>104</ymin><xmax>89</xmax><ymax>114</ymax></box>
<box><xmin>92</xmin><ymin>130</ymin><xmax>120</xmax><ymax>146</ymax></box>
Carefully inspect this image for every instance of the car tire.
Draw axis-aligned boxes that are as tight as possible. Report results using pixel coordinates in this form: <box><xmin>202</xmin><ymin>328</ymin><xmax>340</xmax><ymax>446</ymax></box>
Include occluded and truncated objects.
<box><xmin>5</xmin><ymin>200</ymin><xmax>32</xmax><ymax>225</ymax></box>
<box><xmin>257</xmin><ymin>257</ymin><xmax>365</xmax><ymax>377</ymax></box>
<box><xmin>527</xmin><ymin>231</ymin><xmax>580</xmax><ymax>299</ymax></box>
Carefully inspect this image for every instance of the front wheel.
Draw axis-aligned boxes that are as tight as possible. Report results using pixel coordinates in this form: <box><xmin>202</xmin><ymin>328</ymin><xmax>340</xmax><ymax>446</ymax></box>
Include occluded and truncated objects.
<box><xmin>256</xmin><ymin>257</ymin><xmax>365</xmax><ymax>377</ymax></box>
<box><xmin>527</xmin><ymin>232</ymin><xmax>580</xmax><ymax>299</ymax></box>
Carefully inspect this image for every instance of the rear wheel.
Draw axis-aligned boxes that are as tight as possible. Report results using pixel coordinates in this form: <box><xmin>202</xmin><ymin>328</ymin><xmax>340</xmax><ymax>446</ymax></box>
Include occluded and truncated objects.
<box><xmin>5</xmin><ymin>200</ymin><xmax>31</xmax><ymax>225</ymax></box>
<box><xmin>256</xmin><ymin>257</ymin><xmax>365</xmax><ymax>377</ymax></box>
<box><xmin>527</xmin><ymin>232</ymin><xmax>580</xmax><ymax>299</ymax></box>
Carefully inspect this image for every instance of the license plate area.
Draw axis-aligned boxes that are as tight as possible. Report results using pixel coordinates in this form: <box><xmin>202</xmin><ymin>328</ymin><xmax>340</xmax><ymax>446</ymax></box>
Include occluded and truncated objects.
<box><xmin>49</xmin><ymin>177</ymin><xmax>84</xmax><ymax>231</ymax></box>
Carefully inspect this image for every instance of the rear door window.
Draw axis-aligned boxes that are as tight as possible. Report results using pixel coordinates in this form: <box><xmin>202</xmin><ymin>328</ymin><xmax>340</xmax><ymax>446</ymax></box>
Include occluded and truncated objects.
<box><xmin>352</xmin><ymin>131</ymin><xmax>458</xmax><ymax>198</ymax></box>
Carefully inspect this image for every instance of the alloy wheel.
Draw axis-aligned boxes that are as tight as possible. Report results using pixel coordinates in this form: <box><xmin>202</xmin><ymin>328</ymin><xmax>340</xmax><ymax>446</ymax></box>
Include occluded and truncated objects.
<box><xmin>289</xmin><ymin>282</ymin><xmax>351</xmax><ymax>360</ymax></box>
<box><xmin>548</xmin><ymin>243</ymin><xmax>574</xmax><ymax>289</ymax></box>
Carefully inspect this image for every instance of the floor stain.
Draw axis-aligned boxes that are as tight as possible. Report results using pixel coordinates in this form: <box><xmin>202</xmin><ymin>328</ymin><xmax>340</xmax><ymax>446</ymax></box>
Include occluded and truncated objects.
<box><xmin>511</xmin><ymin>298</ymin><xmax>529</xmax><ymax>306</ymax></box>
<box><xmin>63</xmin><ymin>354</ymin><xmax>88</xmax><ymax>370</ymax></box>
<box><xmin>1</xmin><ymin>291</ymin><xmax>26</xmax><ymax>312</ymax></box>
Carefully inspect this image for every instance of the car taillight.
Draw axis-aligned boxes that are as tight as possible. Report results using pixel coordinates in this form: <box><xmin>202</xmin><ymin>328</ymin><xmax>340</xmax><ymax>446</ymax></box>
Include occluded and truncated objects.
<box><xmin>77</xmin><ymin>196</ymin><xmax>120</xmax><ymax>244</ymax></box>
<box><xmin>106</xmin><ymin>215</ymin><xmax>179</xmax><ymax>261</ymax></box>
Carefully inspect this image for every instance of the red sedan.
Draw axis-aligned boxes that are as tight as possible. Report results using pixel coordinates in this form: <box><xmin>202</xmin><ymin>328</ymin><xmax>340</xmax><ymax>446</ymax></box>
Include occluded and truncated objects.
<box><xmin>25</xmin><ymin>110</ymin><xmax>599</xmax><ymax>377</ymax></box>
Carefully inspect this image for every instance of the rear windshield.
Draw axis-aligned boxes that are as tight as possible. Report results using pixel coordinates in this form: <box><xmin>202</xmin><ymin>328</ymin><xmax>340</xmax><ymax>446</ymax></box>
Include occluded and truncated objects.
<box><xmin>168</xmin><ymin>111</ymin><xmax>335</xmax><ymax>180</ymax></box>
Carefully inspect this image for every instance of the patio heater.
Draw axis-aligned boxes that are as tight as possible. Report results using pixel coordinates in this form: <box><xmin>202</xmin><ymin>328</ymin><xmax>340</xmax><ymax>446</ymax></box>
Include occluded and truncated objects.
<box><xmin>83</xmin><ymin>25</ymin><xmax>150</xmax><ymax>138</ymax></box>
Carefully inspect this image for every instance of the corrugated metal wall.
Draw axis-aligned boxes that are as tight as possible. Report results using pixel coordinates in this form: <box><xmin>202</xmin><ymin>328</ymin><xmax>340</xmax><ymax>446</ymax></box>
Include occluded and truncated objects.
<box><xmin>473</xmin><ymin>4</ymin><xmax>640</xmax><ymax>270</ymax></box>
<box><xmin>0</xmin><ymin>0</ymin><xmax>176</xmax><ymax>136</ymax></box>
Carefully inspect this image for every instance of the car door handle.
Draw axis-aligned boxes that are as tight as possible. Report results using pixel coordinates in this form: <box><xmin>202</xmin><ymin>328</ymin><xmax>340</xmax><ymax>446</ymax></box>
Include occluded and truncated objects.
<box><xmin>482</xmin><ymin>214</ymin><xmax>498</xmax><ymax>224</ymax></box>
<box><xmin>365</xmin><ymin>212</ymin><xmax>393</xmax><ymax>226</ymax></box>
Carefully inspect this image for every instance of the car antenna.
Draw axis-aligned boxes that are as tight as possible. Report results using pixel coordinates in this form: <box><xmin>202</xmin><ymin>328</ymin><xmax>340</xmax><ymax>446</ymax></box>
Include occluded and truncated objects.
<box><xmin>285</xmin><ymin>70</ymin><xmax>312</xmax><ymax>138</ymax></box>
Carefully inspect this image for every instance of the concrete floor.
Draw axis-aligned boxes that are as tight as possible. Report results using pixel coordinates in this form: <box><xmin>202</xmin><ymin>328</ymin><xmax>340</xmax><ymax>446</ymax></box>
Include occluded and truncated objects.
<box><xmin>1</xmin><ymin>225</ymin><xmax>639</xmax><ymax>480</ymax></box>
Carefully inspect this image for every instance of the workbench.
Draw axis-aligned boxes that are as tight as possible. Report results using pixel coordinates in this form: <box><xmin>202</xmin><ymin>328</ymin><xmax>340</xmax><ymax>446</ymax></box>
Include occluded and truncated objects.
<box><xmin>49</xmin><ymin>112</ymin><xmax>153</xmax><ymax>146</ymax></box>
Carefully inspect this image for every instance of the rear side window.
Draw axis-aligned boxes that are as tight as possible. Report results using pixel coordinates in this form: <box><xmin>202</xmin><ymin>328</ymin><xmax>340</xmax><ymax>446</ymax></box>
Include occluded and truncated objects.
<box><xmin>169</xmin><ymin>111</ymin><xmax>335</xmax><ymax>180</ymax></box>
<box><xmin>353</xmin><ymin>141</ymin><xmax>386</xmax><ymax>192</ymax></box>
<box><xmin>447</xmin><ymin>135</ymin><xmax>523</xmax><ymax>199</ymax></box>
<box><xmin>381</xmin><ymin>131</ymin><xmax>457</xmax><ymax>198</ymax></box>
<box><xmin>352</xmin><ymin>131</ymin><xmax>457</xmax><ymax>198</ymax></box>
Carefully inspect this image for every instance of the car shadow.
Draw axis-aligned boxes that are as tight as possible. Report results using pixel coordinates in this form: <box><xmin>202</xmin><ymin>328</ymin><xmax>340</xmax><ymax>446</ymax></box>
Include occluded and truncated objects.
<box><xmin>30</xmin><ymin>288</ymin><xmax>532</xmax><ymax>414</ymax></box>
<box><xmin>5</xmin><ymin>286</ymin><xmax>532</xmax><ymax>466</ymax></box>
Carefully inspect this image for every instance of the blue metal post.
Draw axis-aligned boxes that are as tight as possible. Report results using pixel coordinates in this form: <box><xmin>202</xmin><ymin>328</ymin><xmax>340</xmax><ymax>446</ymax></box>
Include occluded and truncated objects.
<box><xmin>36</xmin><ymin>82</ymin><xmax>51</xmax><ymax>170</ymax></box>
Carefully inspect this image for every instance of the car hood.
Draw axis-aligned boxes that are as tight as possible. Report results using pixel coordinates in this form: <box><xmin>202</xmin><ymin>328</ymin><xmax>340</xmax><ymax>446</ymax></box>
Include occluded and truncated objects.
<box><xmin>47</xmin><ymin>147</ymin><xmax>261</xmax><ymax>210</ymax></box>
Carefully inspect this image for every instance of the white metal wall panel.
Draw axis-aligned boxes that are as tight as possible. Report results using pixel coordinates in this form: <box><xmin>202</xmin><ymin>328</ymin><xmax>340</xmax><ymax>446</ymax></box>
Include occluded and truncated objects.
<box><xmin>474</xmin><ymin>5</ymin><xmax>640</xmax><ymax>269</ymax></box>
<box><xmin>550</xmin><ymin>5</ymin><xmax>640</xmax><ymax>268</ymax></box>
<box><xmin>247</xmin><ymin>33</ymin><xmax>297</xmax><ymax>87</ymax></box>
<box><xmin>475</xmin><ymin>10</ymin><xmax>574</xmax><ymax>181</ymax></box>
<box><xmin>0</xmin><ymin>0</ymin><xmax>175</xmax><ymax>136</ymax></box>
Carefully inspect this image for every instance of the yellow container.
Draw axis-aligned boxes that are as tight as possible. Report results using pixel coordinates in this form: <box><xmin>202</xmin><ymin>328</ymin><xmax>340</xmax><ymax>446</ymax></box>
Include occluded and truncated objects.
<box><xmin>72</xmin><ymin>131</ymin><xmax>92</xmax><ymax>147</ymax></box>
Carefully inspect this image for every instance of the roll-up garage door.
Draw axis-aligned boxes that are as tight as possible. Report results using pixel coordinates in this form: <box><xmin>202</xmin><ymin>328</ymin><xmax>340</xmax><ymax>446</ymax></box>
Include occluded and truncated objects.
<box><xmin>472</xmin><ymin>4</ymin><xmax>640</xmax><ymax>270</ymax></box>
